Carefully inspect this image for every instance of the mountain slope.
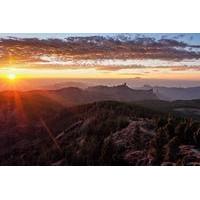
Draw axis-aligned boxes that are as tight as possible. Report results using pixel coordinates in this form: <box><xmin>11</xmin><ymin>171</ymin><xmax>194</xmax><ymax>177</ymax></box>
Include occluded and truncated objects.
<box><xmin>86</xmin><ymin>83</ymin><xmax>157</xmax><ymax>102</ymax></box>
<box><xmin>0</xmin><ymin>100</ymin><xmax>199</xmax><ymax>166</ymax></box>
<box><xmin>21</xmin><ymin>84</ymin><xmax>158</xmax><ymax>107</ymax></box>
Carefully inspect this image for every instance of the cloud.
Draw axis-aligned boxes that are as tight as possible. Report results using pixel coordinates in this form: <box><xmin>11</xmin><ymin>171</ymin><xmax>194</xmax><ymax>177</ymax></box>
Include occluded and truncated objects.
<box><xmin>171</xmin><ymin>66</ymin><xmax>200</xmax><ymax>71</ymax></box>
<box><xmin>0</xmin><ymin>35</ymin><xmax>200</xmax><ymax>71</ymax></box>
<box><xmin>32</xmin><ymin>58</ymin><xmax>200</xmax><ymax>70</ymax></box>
<box><xmin>118</xmin><ymin>72</ymin><xmax>145</xmax><ymax>76</ymax></box>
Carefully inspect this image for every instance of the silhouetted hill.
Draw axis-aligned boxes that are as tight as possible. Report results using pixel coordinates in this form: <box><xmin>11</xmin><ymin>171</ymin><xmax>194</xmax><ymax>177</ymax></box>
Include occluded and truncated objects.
<box><xmin>86</xmin><ymin>83</ymin><xmax>157</xmax><ymax>101</ymax></box>
<box><xmin>47</xmin><ymin>81</ymin><xmax>88</xmax><ymax>90</ymax></box>
<box><xmin>22</xmin><ymin>84</ymin><xmax>158</xmax><ymax>106</ymax></box>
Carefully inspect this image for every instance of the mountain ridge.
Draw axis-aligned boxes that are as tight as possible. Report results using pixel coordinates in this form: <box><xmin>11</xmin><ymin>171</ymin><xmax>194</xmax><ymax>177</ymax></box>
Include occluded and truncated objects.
<box><xmin>141</xmin><ymin>85</ymin><xmax>200</xmax><ymax>100</ymax></box>
<box><xmin>0</xmin><ymin>83</ymin><xmax>157</xmax><ymax>107</ymax></box>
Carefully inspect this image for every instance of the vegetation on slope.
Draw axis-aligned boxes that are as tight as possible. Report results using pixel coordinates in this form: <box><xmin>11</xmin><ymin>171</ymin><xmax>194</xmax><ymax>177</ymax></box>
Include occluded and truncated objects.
<box><xmin>0</xmin><ymin>100</ymin><xmax>199</xmax><ymax>165</ymax></box>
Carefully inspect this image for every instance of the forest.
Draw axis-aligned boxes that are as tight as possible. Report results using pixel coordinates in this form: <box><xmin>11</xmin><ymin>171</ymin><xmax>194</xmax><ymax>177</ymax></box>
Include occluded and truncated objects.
<box><xmin>0</xmin><ymin>99</ymin><xmax>199</xmax><ymax>165</ymax></box>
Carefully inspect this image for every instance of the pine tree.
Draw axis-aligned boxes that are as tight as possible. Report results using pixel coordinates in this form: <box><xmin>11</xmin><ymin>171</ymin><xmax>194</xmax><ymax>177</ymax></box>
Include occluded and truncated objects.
<box><xmin>164</xmin><ymin>117</ymin><xmax>176</xmax><ymax>138</ymax></box>
<box><xmin>133</xmin><ymin>124</ymin><xmax>142</xmax><ymax>150</ymax></box>
<box><xmin>149</xmin><ymin>128</ymin><xmax>169</xmax><ymax>165</ymax></box>
<box><xmin>164</xmin><ymin>136</ymin><xmax>180</xmax><ymax>162</ymax></box>
<box><xmin>193</xmin><ymin>128</ymin><xmax>200</xmax><ymax>147</ymax></box>
<box><xmin>174</xmin><ymin>122</ymin><xmax>187</xmax><ymax>142</ymax></box>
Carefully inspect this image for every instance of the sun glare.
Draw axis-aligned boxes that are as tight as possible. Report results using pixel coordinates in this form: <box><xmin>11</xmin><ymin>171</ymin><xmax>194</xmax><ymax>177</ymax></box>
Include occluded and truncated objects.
<box><xmin>7</xmin><ymin>73</ymin><xmax>17</xmax><ymax>80</ymax></box>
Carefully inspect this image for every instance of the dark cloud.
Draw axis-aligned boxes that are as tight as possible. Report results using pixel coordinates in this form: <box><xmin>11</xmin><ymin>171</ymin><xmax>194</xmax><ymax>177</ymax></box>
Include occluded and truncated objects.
<box><xmin>0</xmin><ymin>36</ymin><xmax>200</xmax><ymax>70</ymax></box>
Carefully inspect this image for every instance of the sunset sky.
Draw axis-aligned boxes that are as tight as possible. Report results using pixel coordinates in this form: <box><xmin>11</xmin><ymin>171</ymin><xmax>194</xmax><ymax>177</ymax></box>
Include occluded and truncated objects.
<box><xmin>0</xmin><ymin>33</ymin><xmax>200</xmax><ymax>81</ymax></box>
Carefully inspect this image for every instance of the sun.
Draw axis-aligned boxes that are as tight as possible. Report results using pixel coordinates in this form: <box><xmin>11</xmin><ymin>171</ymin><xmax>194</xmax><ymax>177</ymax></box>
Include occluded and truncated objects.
<box><xmin>7</xmin><ymin>73</ymin><xmax>17</xmax><ymax>80</ymax></box>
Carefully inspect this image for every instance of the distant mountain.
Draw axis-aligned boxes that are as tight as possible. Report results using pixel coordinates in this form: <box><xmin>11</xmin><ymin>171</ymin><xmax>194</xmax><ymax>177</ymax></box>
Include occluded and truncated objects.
<box><xmin>43</xmin><ymin>83</ymin><xmax>157</xmax><ymax>106</ymax></box>
<box><xmin>155</xmin><ymin>86</ymin><xmax>200</xmax><ymax>100</ymax></box>
<box><xmin>140</xmin><ymin>85</ymin><xmax>200</xmax><ymax>100</ymax></box>
<box><xmin>0</xmin><ymin>84</ymin><xmax>157</xmax><ymax>121</ymax></box>
<box><xmin>86</xmin><ymin>83</ymin><xmax>157</xmax><ymax>102</ymax></box>
<box><xmin>45</xmin><ymin>81</ymin><xmax>88</xmax><ymax>90</ymax></box>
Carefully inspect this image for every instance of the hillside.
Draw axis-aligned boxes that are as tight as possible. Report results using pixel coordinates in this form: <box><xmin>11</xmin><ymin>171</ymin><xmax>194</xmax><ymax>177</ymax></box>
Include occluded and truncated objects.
<box><xmin>47</xmin><ymin>84</ymin><xmax>157</xmax><ymax>104</ymax></box>
<box><xmin>0</xmin><ymin>84</ymin><xmax>157</xmax><ymax>108</ymax></box>
<box><xmin>0</xmin><ymin>96</ymin><xmax>199</xmax><ymax>165</ymax></box>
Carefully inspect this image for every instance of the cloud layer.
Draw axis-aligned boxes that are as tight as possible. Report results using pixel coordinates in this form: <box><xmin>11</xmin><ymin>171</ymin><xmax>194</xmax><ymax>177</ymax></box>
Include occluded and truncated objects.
<box><xmin>0</xmin><ymin>34</ymin><xmax>200</xmax><ymax>73</ymax></box>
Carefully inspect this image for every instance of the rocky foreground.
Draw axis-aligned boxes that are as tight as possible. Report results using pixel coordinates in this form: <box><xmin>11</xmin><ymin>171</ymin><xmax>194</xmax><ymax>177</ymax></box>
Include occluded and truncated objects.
<box><xmin>0</xmin><ymin>100</ymin><xmax>199</xmax><ymax>166</ymax></box>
